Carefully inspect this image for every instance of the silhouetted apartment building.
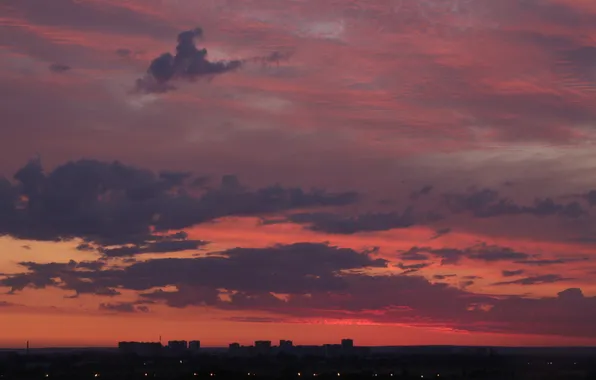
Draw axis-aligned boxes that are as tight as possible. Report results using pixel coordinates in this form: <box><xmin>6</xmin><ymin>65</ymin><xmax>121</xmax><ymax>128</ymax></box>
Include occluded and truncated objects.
<box><xmin>255</xmin><ymin>340</ymin><xmax>272</xmax><ymax>355</ymax></box>
<box><xmin>324</xmin><ymin>344</ymin><xmax>343</xmax><ymax>357</ymax></box>
<box><xmin>228</xmin><ymin>342</ymin><xmax>243</xmax><ymax>356</ymax></box>
<box><xmin>189</xmin><ymin>340</ymin><xmax>201</xmax><ymax>352</ymax></box>
<box><xmin>279</xmin><ymin>340</ymin><xmax>294</xmax><ymax>354</ymax></box>
<box><xmin>167</xmin><ymin>340</ymin><xmax>188</xmax><ymax>353</ymax></box>
<box><xmin>118</xmin><ymin>341</ymin><xmax>162</xmax><ymax>356</ymax></box>
<box><xmin>225</xmin><ymin>339</ymin><xmax>366</xmax><ymax>358</ymax></box>
<box><xmin>297</xmin><ymin>345</ymin><xmax>325</xmax><ymax>356</ymax></box>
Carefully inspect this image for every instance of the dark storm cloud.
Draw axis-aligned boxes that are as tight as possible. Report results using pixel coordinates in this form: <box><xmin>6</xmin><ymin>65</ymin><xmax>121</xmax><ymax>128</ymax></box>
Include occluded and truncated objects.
<box><xmin>399</xmin><ymin>248</ymin><xmax>430</xmax><ymax>261</ymax></box>
<box><xmin>403</xmin><ymin>247</ymin><xmax>464</xmax><ymax>265</ymax></box>
<box><xmin>501</xmin><ymin>269</ymin><xmax>524</xmax><ymax>277</ymax></box>
<box><xmin>445</xmin><ymin>189</ymin><xmax>586</xmax><ymax>218</ymax></box>
<box><xmin>514</xmin><ymin>258</ymin><xmax>589</xmax><ymax>266</ymax></box>
<box><xmin>101</xmin><ymin>240</ymin><xmax>206</xmax><ymax>257</ymax></box>
<box><xmin>4</xmin><ymin>241</ymin><xmax>596</xmax><ymax>337</ymax></box>
<box><xmin>430</xmin><ymin>227</ymin><xmax>451</xmax><ymax>240</ymax></box>
<box><xmin>135</xmin><ymin>27</ymin><xmax>242</xmax><ymax>93</ymax></box>
<box><xmin>0</xmin><ymin>158</ymin><xmax>358</xmax><ymax>246</ymax></box>
<box><xmin>400</xmin><ymin>244</ymin><xmax>533</xmax><ymax>265</ymax></box>
<box><xmin>99</xmin><ymin>302</ymin><xmax>149</xmax><ymax>313</ymax></box>
<box><xmin>127</xmin><ymin>243</ymin><xmax>387</xmax><ymax>294</ymax></box>
<box><xmin>584</xmin><ymin>190</ymin><xmax>596</xmax><ymax>206</ymax></box>
<box><xmin>130</xmin><ymin>273</ymin><xmax>596</xmax><ymax>337</ymax></box>
<box><xmin>0</xmin><ymin>243</ymin><xmax>387</xmax><ymax>296</ymax></box>
<box><xmin>479</xmin><ymin>288</ymin><xmax>596</xmax><ymax>337</ymax></box>
<box><xmin>276</xmin><ymin>209</ymin><xmax>416</xmax><ymax>234</ymax></box>
<box><xmin>225</xmin><ymin>316</ymin><xmax>287</xmax><ymax>323</ymax></box>
<box><xmin>115</xmin><ymin>48</ymin><xmax>132</xmax><ymax>57</ymax></box>
<box><xmin>138</xmin><ymin>272</ymin><xmax>481</xmax><ymax>316</ymax></box>
<box><xmin>396</xmin><ymin>262</ymin><xmax>430</xmax><ymax>274</ymax></box>
<box><xmin>141</xmin><ymin>286</ymin><xmax>221</xmax><ymax>308</ymax></box>
<box><xmin>98</xmin><ymin>232</ymin><xmax>208</xmax><ymax>258</ymax></box>
<box><xmin>0</xmin><ymin>260</ymin><xmax>116</xmax><ymax>296</ymax></box>
<box><xmin>48</xmin><ymin>63</ymin><xmax>71</xmax><ymax>73</ymax></box>
<box><xmin>467</xmin><ymin>245</ymin><xmax>530</xmax><ymax>262</ymax></box>
<box><xmin>135</xmin><ymin>27</ymin><xmax>291</xmax><ymax>93</ymax></box>
<box><xmin>493</xmin><ymin>274</ymin><xmax>571</xmax><ymax>286</ymax></box>
<box><xmin>1</xmin><ymin>271</ymin><xmax>58</xmax><ymax>294</ymax></box>
<box><xmin>410</xmin><ymin>185</ymin><xmax>433</xmax><ymax>200</ymax></box>
<box><xmin>433</xmin><ymin>274</ymin><xmax>456</xmax><ymax>280</ymax></box>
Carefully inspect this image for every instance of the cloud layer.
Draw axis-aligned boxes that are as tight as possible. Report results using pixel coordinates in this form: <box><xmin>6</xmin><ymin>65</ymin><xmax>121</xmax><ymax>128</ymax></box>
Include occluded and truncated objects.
<box><xmin>0</xmin><ymin>158</ymin><xmax>357</xmax><ymax>247</ymax></box>
<box><xmin>3</xmin><ymin>241</ymin><xmax>596</xmax><ymax>337</ymax></box>
<box><xmin>2</xmin><ymin>0</ymin><xmax>596</xmax><ymax>346</ymax></box>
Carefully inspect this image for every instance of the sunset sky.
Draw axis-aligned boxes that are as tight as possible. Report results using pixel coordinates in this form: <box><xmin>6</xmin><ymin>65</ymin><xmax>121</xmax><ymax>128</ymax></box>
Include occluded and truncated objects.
<box><xmin>2</xmin><ymin>0</ymin><xmax>596</xmax><ymax>348</ymax></box>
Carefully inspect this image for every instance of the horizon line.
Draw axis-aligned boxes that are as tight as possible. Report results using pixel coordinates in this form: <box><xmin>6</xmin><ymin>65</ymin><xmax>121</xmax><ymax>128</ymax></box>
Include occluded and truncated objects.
<box><xmin>3</xmin><ymin>344</ymin><xmax>596</xmax><ymax>350</ymax></box>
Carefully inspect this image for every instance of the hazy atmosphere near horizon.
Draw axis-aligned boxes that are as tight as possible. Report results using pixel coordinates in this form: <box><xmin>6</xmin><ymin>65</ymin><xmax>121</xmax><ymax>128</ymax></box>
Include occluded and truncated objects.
<box><xmin>2</xmin><ymin>0</ymin><xmax>596</xmax><ymax>348</ymax></box>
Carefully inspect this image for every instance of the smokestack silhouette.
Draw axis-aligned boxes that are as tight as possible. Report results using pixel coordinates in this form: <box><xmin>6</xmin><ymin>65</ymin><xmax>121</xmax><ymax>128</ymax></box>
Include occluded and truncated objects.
<box><xmin>26</xmin><ymin>340</ymin><xmax>29</xmax><ymax>355</ymax></box>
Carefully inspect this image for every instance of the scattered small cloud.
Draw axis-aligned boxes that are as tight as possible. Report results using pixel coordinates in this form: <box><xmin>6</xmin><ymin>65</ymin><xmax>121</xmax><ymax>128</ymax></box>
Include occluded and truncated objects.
<box><xmin>501</xmin><ymin>269</ymin><xmax>524</xmax><ymax>277</ymax></box>
<box><xmin>48</xmin><ymin>63</ymin><xmax>71</xmax><ymax>73</ymax></box>
<box><xmin>115</xmin><ymin>48</ymin><xmax>132</xmax><ymax>57</ymax></box>
<box><xmin>135</xmin><ymin>27</ymin><xmax>289</xmax><ymax>93</ymax></box>
<box><xmin>99</xmin><ymin>302</ymin><xmax>150</xmax><ymax>313</ymax></box>
<box><xmin>430</xmin><ymin>227</ymin><xmax>451</xmax><ymax>240</ymax></box>
<box><xmin>493</xmin><ymin>274</ymin><xmax>572</xmax><ymax>286</ymax></box>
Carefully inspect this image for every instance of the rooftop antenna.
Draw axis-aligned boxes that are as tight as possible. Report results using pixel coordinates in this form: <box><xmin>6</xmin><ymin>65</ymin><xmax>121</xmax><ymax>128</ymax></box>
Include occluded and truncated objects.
<box><xmin>26</xmin><ymin>340</ymin><xmax>29</xmax><ymax>355</ymax></box>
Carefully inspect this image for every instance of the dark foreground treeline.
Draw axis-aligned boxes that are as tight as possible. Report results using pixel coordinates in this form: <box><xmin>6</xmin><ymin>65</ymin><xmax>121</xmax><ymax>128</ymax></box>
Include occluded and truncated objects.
<box><xmin>1</xmin><ymin>352</ymin><xmax>596</xmax><ymax>380</ymax></box>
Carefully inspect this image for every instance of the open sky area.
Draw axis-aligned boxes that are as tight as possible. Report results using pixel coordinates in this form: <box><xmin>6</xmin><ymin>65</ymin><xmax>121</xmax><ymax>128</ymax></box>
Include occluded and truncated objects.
<box><xmin>2</xmin><ymin>0</ymin><xmax>596</xmax><ymax>348</ymax></box>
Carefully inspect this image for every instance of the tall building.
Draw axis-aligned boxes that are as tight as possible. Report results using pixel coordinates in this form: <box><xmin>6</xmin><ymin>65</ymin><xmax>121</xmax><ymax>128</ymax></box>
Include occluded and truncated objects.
<box><xmin>255</xmin><ymin>340</ymin><xmax>272</xmax><ymax>355</ymax></box>
<box><xmin>189</xmin><ymin>340</ymin><xmax>201</xmax><ymax>351</ymax></box>
<box><xmin>167</xmin><ymin>340</ymin><xmax>188</xmax><ymax>353</ymax></box>
<box><xmin>279</xmin><ymin>340</ymin><xmax>294</xmax><ymax>354</ymax></box>
<box><xmin>228</xmin><ymin>343</ymin><xmax>250</xmax><ymax>357</ymax></box>
<box><xmin>341</xmin><ymin>339</ymin><xmax>354</xmax><ymax>348</ymax></box>
<box><xmin>324</xmin><ymin>344</ymin><xmax>342</xmax><ymax>357</ymax></box>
